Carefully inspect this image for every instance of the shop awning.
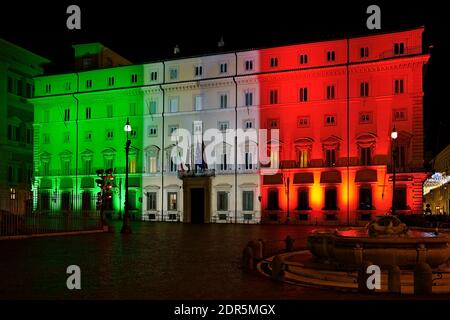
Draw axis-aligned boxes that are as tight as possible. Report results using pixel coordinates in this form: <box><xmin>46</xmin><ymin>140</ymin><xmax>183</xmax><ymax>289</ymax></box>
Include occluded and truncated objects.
<box><xmin>263</xmin><ymin>173</ymin><xmax>283</xmax><ymax>185</ymax></box>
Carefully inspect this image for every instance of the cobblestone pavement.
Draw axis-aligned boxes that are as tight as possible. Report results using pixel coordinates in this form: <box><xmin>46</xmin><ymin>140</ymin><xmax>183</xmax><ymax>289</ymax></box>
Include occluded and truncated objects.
<box><xmin>1</xmin><ymin>221</ymin><xmax>449</xmax><ymax>300</ymax></box>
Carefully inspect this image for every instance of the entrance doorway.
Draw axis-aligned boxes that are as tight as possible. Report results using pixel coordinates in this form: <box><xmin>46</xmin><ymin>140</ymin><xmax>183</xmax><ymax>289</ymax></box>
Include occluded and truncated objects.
<box><xmin>190</xmin><ymin>188</ymin><xmax>205</xmax><ymax>223</ymax></box>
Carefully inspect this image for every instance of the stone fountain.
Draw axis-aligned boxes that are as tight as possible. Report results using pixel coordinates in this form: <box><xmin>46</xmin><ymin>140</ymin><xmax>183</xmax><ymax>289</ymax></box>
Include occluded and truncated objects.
<box><xmin>307</xmin><ymin>215</ymin><xmax>450</xmax><ymax>268</ymax></box>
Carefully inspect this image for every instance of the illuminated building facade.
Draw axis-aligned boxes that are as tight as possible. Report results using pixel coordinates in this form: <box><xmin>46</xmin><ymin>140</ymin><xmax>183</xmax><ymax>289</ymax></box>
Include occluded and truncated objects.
<box><xmin>0</xmin><ymin>39</ymin><xmax>49</xmax><ymax>214</ymax></box>
<box><xmin>424</xmin><ymin>144</ymin><xmax>450</xmax><ymax>214</ymax></box>
<box><xmin>31</xmin><ymin>27</ymin><xmax>429</xmax><ymax>224</ymax></box>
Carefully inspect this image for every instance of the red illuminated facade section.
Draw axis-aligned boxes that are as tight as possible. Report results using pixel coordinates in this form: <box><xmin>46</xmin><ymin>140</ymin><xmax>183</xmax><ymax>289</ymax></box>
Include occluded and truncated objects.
<box><xmin>258</xmin><ymin>27</ymin><xmax>429</xmax><ymax>224</ymax></box>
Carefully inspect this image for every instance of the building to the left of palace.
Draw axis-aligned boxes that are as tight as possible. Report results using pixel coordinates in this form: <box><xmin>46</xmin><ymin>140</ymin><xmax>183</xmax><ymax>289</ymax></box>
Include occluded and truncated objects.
<box><xmin>0</xmin><ymin>39</ymin><xmax>50</xmax><ymax>214</ymax></box>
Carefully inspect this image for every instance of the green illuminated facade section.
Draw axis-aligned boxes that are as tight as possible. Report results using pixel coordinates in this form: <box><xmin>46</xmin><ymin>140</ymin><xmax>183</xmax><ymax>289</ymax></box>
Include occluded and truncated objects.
<box><xmin>32</xmin><ymin>64</ymin><xmax>147</xmax><ymax>218</ymax></box>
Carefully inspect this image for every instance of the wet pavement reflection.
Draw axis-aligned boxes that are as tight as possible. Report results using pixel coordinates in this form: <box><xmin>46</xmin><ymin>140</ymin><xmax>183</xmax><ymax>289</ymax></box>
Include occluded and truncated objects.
<box><xmin>1</xmin><ymin>221</ymin><xmax>448</xmax><ymax>300</ymax></box>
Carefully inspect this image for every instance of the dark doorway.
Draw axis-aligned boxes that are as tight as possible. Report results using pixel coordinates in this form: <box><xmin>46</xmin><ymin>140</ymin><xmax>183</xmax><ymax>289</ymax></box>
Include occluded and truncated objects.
<box><xmin>267</xmin><ymin>189</ymin><xmax>279</xmax><ymax>210</ymax></box>
<box><xmin>61</xmin><ymin>192</ymin><xmax>71</xmax><ymax>212</ymax></box>
<box><xmin>324</xmin><ymin>188</ymin><xmax>337</xmax><ymax>210</ymax></box>
<box><xmin>191</xmin><ymin>188</ymin><xmax>205</xmax><ymax>223</ymax></box>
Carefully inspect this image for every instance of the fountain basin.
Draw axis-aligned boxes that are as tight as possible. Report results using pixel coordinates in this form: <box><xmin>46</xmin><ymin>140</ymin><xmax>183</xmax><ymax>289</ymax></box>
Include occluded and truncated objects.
<box><xmin>308</xmin><ymin>227</ymin><xmax>450</xmax><ymax>269</ymax></box>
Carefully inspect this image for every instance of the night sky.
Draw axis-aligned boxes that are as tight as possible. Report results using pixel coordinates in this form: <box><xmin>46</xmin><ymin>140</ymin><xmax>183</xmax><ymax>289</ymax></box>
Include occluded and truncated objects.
<box><xmin>0</xmin><ymin>0</ymin><xmax>448</xmax><ymax>161</ymax></box>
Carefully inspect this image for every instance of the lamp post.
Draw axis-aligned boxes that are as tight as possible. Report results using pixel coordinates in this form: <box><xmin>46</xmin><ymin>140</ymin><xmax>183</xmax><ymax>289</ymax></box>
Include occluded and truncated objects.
<box><xmin>283</xmin><ymin>175</ymin><xmax>290</xmax><ymax>224</ymax></box>
<box><xmin>121</xmin><ymin>118</ymin><xmax>132</xmax><ymax>234</ymax></box>
<box><xmin>391</xmin><ymin>126</ymin><xmax>398</xmax><ymax>215</ymax></box>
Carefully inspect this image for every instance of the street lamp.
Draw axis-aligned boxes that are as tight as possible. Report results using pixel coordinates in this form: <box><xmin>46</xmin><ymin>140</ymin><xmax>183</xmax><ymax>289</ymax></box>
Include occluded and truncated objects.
<box><xmin>391</xmin><ymin>126</ymin><xmax>398</xmax><ymax>215</ymax></box>
<box><xmin>121</xmin><ymin>117</ymin><xmax>132</xmax><ymax>234</ymax></box>
<box><xmin>283</xmin><ymin>175</ymin><xmax>290</xmax><ymax>224</ymax></box>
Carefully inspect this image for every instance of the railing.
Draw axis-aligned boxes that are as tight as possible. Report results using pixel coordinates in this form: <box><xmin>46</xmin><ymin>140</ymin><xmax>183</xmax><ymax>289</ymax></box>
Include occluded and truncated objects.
<box><xmin>378</xmin><ymin>46</ymin><xmax>423</xmax><ymax>59</ymax></box>
<box><xmin>178</xmin><ymin>168</ymin><xmax>215</xmax><ymax>178</ymax></box>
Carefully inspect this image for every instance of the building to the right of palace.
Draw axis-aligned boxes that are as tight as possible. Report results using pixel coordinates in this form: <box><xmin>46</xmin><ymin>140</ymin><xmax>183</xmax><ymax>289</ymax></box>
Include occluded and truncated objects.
<box><xmin>424</xmin><ymin>145</ymin><xmax>450</xmax><ymax>214</ymax></box>
<box><xmin>30</xmin><ymin>27</ymin><xmax>430</xmax><ymax>225</ymax></box>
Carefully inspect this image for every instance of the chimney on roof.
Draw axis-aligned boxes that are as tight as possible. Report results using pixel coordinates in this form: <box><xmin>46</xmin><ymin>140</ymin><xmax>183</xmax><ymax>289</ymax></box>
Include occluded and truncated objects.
<box><xmin>173</xmin><ymin>44</ymin><xmax>180</xmax><ymax>55</ymax></box>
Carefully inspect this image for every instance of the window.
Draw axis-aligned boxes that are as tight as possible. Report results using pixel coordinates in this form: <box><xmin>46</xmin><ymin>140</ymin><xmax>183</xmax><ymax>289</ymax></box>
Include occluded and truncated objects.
<box><xmin>394</xmin><ymin>42</ymin><xmax>405</xmax><ymax>55</ymax></box>
<box><xmin>218</xmin><ymin>121</ymin><xmax>229</xmax><ymax>132</ymax></box>
<box><xmin>360</xmin><ymin>147</ymin><xmax>371</xmax><ymax>166</ymax></box>
<box><xmin>194</xmin><ymin>65</ymin><xmax>203</xmax><ymax>77</ymax></box>
<box><xmin>84</xmin><ymin>159</ymin><xmax>92</xmax><ymax>175</ymax></box>
<box><xmin>270</xmin><ymin>147</ymin><xmax>279</xmax><ymax>169</ymax></box>
<box><xmin>129</xmin><ymin>158</ymin><xmax>136</xmax><ymax>173</ymax></box>
<box><xmin>394</xmin><ymin>145</ymin><xmax>407</xmax><ymax>170</ymax></box>
<box><xmin>359</xmin><ymin>187</ymin><xmax>372</xmax><ymax>210</ymax></box>
<box><xmin>220</xmin><ymin>93</ymin><xmax>228</xmax><ymax>109</ymax></box>
<box><xmin>168</xmin><ymin>125</ymin><xmax>179</xmax><ymax>136</ymax></box>
<box><xmin>150</xmin><ymin>72</ymin><xmax>158</xmax><ymax>81</ymax></box>
<box><xmin>85</xmin><ymin>107</ymin><xmax>91</xmax><ymax>119</ymax></box>
<box><xmin>393</xmin><ymin>109</ymin><xmax>407</xmax><ymax>121</ymax></box>
<box><xmin>86</xmin><ymin>80</ymin><xmax>92</xmax><ymax>89</ymax></box>
<box><xmin>169</xmin><ymin>97</ymin><xmax>178</xmax><ymax>113</ymax></box>
<box><xmin>63</xmin><ymin>109</ymin><xmax>70</xmax><ymax>121</ymax></box>
<box><xmin>42</xmin><ymin>161</ymin><xmax>50</xmax><ymax>176</ymax></box>
<box><xmin>63</xmin><ymin>132</ymin><xmax>70</xmax><ymax>144</ymax></box>
<box><xmin>45</xmin><ymin>83</ymin><xmax>52</xmax><ymax>94</ymax></box>
<box><xmin>360</xmin><ymin>47</ymin><xmax>369</xmax><ymax>58</ymax></box>
<box><xmin>297</xmin><ymin>116</ymin><xmax>309</xmax><ymax>128</ymax></box>
<box><xmin>44</xmin><ymin>110</ymin><xmax>50</xmax><ymax>123</ymax></box>
<box><xmin>26</xmin><ymin>83</ymin><xmax>33</xmax><ymax>98</ymax></box>
<box><xmin>393</xmin><ymin>187</ymin><xmax>407</xmax><ymax>210</ymax></box>
<box><xmin>148</xmin><ymin>100</ymin><xmax>157</xmax><ymax>114</ymax></box>
<box><xmin>327</xmin><ymin>50</ymin><xmax>336</xmax><ymax>62</ymax></box>
<box><xmin>360</xmin><ymin>82</ymin><xmax>369</xmax><ymax>97</ymax></box>
<box><xmin>17</xmin><ymin>80</ymin><xmax>23</xmax><ymax>96</ymax></box>
<box><xmin>217</xmin><ymin>192</ymin><xmax>228</xmax><ymax>211</ymax></box>
<box><xmin>325</xmin><ymin>149</ymin><xmax>336</xmax><ymax>167</ymax></box>
<box><xmin>43</xmin><ymin>134</ymin><xmax>50</xmax><ymax>144</ymax></box>
<box><xmin>244</xmin><ymin>120</ymin><xmax>254</xmax><ymax>129</ymax></box>
<box><xmin>8</xmin><ymin>166</ymin><xmax>14</xmax><ymax>183</ymax></box>
<box><xmin>108</xmin><ymin>77</ymin><xmax>115</xmax><ymax>86</ymax></box>
<box><xmin>131</xmin><ymin>74</ymin><xmax>138</xmax><ymax>83</ymax></box>
<box><xmin>146</xmin><ymin>192</ymin><xmax>157</xmax><ymax>211</ymax></box>
<box><xmin>243</xmin><ymin>191</ymin><xmax>254</xmax><ymax>211</ymax></box>
<box><xmin>148</xmin><ymin>156</ymin><xmax>157</xmax><ymax>173</ymax></box>
<box><xmin>85</xmin><ymin>131</ymin><xmax>92</xmax><ymax>142</ymax></box>
<box><xmin>267</xmin><ymin>189</ymin><xmax>279</xmax><ymax>210</ymax></box>
<box><xmin>268</xmin><ymin>119</ymin><xmax>279</xmax><ymax>129</ymax></box>
<box><xmin>299</xmin><ymin>87</ymin><xmax>308</xmax><ymax>102</ymax></box>
<box><xmin>169</xmin><ymin>67</ymin><xmax>178</xmax><ymax>80</ymax></box>
<box><xmin>8</xmin><ymin>77</ymin><xmax>13</xmax><ymax>93</ymax></box>
<box><xmin>26</xmin><ymin>129</ymin><xmax>32</xmax><ymax>144</ymax></box>
<box><xmin>10</xmin><ymin>188</ymin><xmax>16</xmax><ymax>200</ymax></box>
<box><xmin>270</xmin><ymin>57</ymin><xmax>278</xmax><ymax>67</ymax></box>
<box><xmin>130</xmin><ymin>130</ymin><xmax>137</xmax><ymax>139</ymax></box>
<box><xmin>269</xmin><ymin>89</ymin><xmax>278</xmax><ymax>104</ymax></box>
<box><xmin>245</xmin><ymin>152</ymin><xmax>253</xmax><ymax>170</ymax></box>
<box><xmin>169</xmin><ymin>155</ymin><xmax>177</xmax><ymax>172</ymax></box>
<box><xmin>297</xmin><ymin>189</ymin><xmax>309</xmax><ymax>210</ymax></box>
<box><xmin>359</xmin><ymin>112</ymin><xmax>372</xmax><ymax>124</ymax></box>
<box><xmin>324</xmin><ymin>188</ymin><xmax>337</xmax><ymax>210</ymax></box>
<box><xmin>107</xmin><ymin>104</ymin><xmax>113</xmax><ymax>118</ymax></box>
<box><xmin>220</xmin><ymin>63</ymin><xmax>228</xmax><ymax>73</ymax></box>
<box><xmin>394</xmin><ymin>79</ymin><xmax>404</xmax><ymax>94</ymax></box>
<box><xmin>106</xmin><ymin>130</ymin><xmax>114</xmax><ymax>140</ymax></box>
<box><xmin>325</xmin><ymin>115</ymin><xmax>336</xmax><ymax>126</ymax></box>
<box><xmin>326</xmin><ymin>85</ymin><xmax>335</xmax><ymax>100</ymax></box>
<box><xmin>300</xmin><ymin>54</ymin><xmax>308</xmax><ymax>65</ymax></box>
<box><xmin>245</xmin><ymin>59</ymin><xmax>254</xmax><ymax>71</ymax></box>
<box><xmin>65</xmin><ymin>82</ymin><xmax>71</xmax><ymax>91</ymax></box>
<box><xmin>195</xmin><ymin>95</ymin><xmax>203</xmax><ymax>111</ymax></box>
<box><xmin>148</xmin><ymin>126</ymin><xmax>157</xmax><ymax>137</ymax></box>
<box><xmin>62</xmin><ymin>160</ymin><xmax>70</xmax><ymax>175</ymax></box>
<box><xmin>244</xmin><ymin>91</ymin><xmax>253</xmax><ymax>106</ymax></box>
<box><xmin>298</xmin><ymin>149</ymin><xmax>309</xmax><ymax>168</ymax></box>
<box><xmin>167</xmin><ymin>192</ymin><xmax>178</xmax><ymax>211</ymax></box>
<box><xmin>129</xmin><ymin>103</ymin><xmax>136</xmax><ymax>116</ymax></box>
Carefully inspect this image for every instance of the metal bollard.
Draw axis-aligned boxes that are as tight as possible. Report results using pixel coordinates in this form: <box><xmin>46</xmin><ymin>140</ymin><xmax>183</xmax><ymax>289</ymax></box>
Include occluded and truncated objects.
<box><xmin>248</xmin><ymin>240</ymin><xmax>263</xmax><ymax>261</ymax></box>
<box><xmin>271</xmin><ymin>255</ymin><xmax>285</xmax><ymax>281</ymax></box>
<box><xmin>242</xmin><ymin>246</ymin><xmax>254</xmax><ymax>271</ymax></box>
<box><xmin>388</xmin><ymin>265</ymin><xmax>401</xmax><ymax>294</ymax></box>
<box><xmin>285</xmin><ymin>235</ymin><xmax>294</xmax><ymax>252</ymax></box>
<box><xmin>414</xmin><ymin>262</ymin><xmax>432</xmax><ymax>295</ymax></box>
